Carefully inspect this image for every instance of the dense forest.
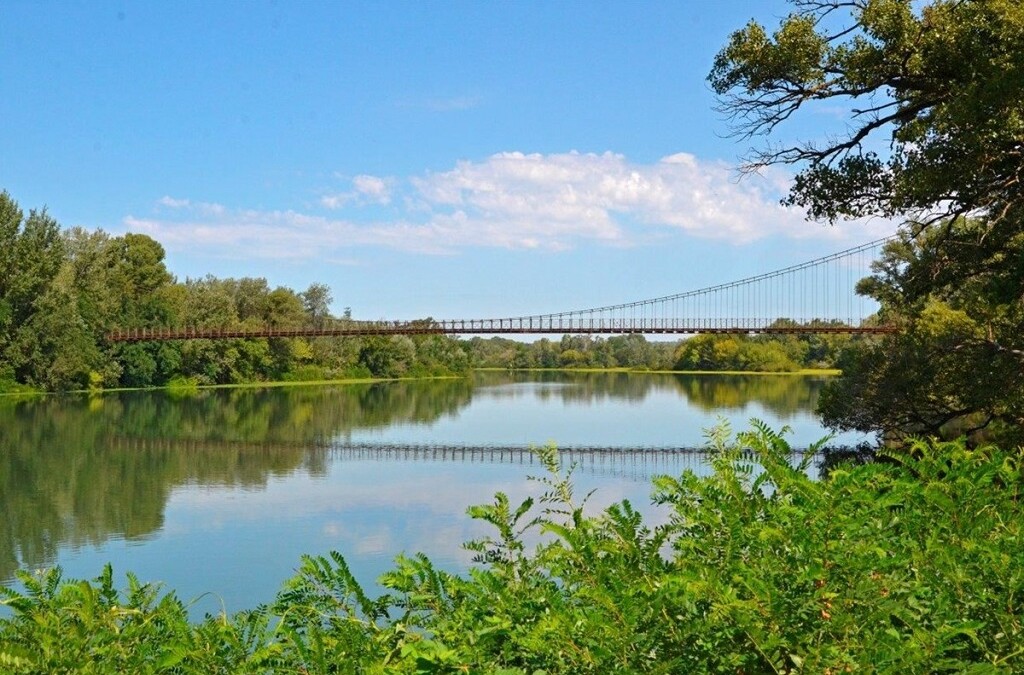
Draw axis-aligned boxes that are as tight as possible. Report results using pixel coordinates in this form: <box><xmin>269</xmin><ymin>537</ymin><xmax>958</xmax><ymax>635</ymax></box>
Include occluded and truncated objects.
<box><xmin>0</xmin><ymin>189</ymin><xmax>859</xmax><ymax>393</ymax></box>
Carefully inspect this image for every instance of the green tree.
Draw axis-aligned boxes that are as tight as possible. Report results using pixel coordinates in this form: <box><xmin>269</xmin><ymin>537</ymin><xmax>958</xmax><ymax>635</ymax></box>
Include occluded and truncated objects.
<box><xmin>0</xmin><ymin>192</ymin><xmax>81</xmax><ymax>389</ymax></box>
<box><xmin>232</xmin><ymin>277</ymin><xmax>272</xmax><ymax>325</ymax></box>
<box><xmin>358</xmin><ymin>335</ymin><xmax>416</xmax><ymax>378</ymax></box>
<box><xmin>608</xmin><ymin>334</ymin><xmax>652</xmax><ymax>368</ymax></box>
<box><xmin>711</xmin><ymin>0</ymin><xmax>1024</xmax><ymax>441</ymax></box>
<box><xmin>535</xmin><ymin>338</ymin><xmax>560</xmax><ymax>368</ymax></box>
<box><xmin>710</xmin><ymin>0</ymin><xmax>1024</xmax><ymax>229</ymax></box>
<box><xmin>300</xmin><ymin>282</ymin><xmax>333</xmax><ymax>328</ymax></box>
<box><xmin>819</xmin><ymin>226</ymin><xmax>1024</xmax><ymax>443</ymax></box>
<box><xmin>104</xmin><ymin>233</ymin><xmax>174</xmax><ymax>327</ymax></box>
<box><xmin>264</xmin><ymin>287</ymin><xmax>305</xmax><ymax>327</ymax></box>
<box><xmin>20</xmin><ymin>266</ymin><xmax>96</xmax><ymax>390</ymax></box>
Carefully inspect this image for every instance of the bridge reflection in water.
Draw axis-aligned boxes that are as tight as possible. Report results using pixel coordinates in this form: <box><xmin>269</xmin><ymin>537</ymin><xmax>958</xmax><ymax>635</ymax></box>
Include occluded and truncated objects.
<box><xmin>107</xmin><ymin>437</ymin><xmax>819</xmax><ymax>482</ymax></box>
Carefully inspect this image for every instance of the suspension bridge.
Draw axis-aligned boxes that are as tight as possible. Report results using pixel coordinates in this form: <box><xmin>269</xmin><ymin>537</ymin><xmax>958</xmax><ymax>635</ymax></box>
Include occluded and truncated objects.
<box><xmin>107</xmin><ymin>236</ymin><xmax>897</xmax><ymax>342</ymax></box>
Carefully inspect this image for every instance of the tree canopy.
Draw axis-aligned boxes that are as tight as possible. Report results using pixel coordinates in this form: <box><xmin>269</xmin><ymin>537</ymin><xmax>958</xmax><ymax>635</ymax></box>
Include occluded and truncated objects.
<box><xmin>711</xmin><ymin>0</ymin><xmax>1024</xmax><ymax>443</ymax></box>
<box><xmin>710</xmin><ymin>0</ymin><xmax>1024</xmax><ymax>228</ymax></box>
<box><xmin>0</xmin><ymin>190</ymin><xmax>473</xmax><ymax>392</ymax></box>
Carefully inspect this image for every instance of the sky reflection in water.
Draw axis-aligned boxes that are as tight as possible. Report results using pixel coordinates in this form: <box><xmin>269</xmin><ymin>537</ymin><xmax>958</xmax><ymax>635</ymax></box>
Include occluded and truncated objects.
<box><xmin>0</xmin><ymin>372</ymin><xmax>866</xmax><ymax>614</ymax></box>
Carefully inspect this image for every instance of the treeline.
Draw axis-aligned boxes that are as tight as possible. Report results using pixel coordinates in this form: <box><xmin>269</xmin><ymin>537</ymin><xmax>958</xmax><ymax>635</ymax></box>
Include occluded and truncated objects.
<box><xmin>671</xmin><ymin>322</ymin><xmax>853</xmax><ymax>372</ymax></box>
<box><xmin>465</xmin><ymin>327</ymin><xmax>856</xmax><ymax>372</ymax></box>
<box><xmin>464</xmin><ymin>334</ymin><xmax>676</xmax><ymax>370</ymax></box>
<box><xmin>0</xmin><ymin>191</ymin><xmax>470</xmax><ymax>392</ymax></box>
<box><xmin>1</xmin><ymin>189</ymin><xmax>860</xmax><ymax>392</ymax></box>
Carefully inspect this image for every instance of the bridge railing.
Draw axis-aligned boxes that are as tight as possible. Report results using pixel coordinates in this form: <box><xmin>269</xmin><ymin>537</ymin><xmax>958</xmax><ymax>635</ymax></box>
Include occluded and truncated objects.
<box><xmin>105</xmin><ymin>318</ymin><xmax>897</xmax><ymax>342</ymax></box>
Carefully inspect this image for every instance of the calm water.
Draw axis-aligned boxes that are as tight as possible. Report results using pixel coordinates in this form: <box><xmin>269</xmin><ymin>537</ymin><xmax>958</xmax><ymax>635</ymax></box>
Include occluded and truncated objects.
<box><xmin>0</xmin><ymin>371</ymin><xmax>864</xmax><ymax>615</ymax></box>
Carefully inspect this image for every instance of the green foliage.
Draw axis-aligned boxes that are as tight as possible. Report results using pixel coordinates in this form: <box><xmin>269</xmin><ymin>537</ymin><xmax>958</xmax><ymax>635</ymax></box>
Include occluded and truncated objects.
<box><xmin>671</xmin><ymin>327</ymin><xmax>854</xmax><ymax>372</ymax></box>
<box><xmin>2</xmin><ymin>425</ymin><xmax>1021</xmax><ymax>672</ymax></box>
<box><xmin>0</xmin><ymin>565</ymin><xmax>212</xmax><ymax>673</ymax></box>
<box><xmin>673</xmin><ymin>334</ymin><xmax>799</xmax><ymax>371</ymax></box>
<box><xmin>712</xmin><ymin>1</ymin><xmax>1024</xmax><ymax>444</ymax></box>
<box><xmin>0</xmin><ymin>189</ymin><xmax>472</xmax><ymax>391</ymax></box>
<box><xmin>710</xmin><ymin>0</ymin><xmax>1024</xmax><ymax>227</ymax></box>
<box><xmin>464</xmin><ymin>330</ymin><xmax>850</xmax><ymax>373</ymax></box>
<box><xmin>0</xmin><ymin>191</ymin><xmax>75</xmax><ymax>390</ymax></box>
<box><xmin>819</xmin><ymin>222</ymin><xmax>1024</xmax><ymax>445</ymax></box>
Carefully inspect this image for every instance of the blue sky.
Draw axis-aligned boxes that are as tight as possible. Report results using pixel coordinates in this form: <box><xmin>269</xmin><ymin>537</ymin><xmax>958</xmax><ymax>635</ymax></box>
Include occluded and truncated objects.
<box><xmin>1</xmin><ymin>1</ymin><xmax>895</xmax><ymax>320</ymax></box>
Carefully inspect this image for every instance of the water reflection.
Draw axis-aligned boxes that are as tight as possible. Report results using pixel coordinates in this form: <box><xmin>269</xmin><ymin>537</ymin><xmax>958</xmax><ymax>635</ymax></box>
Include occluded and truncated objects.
<box><xmin>0</xmin><ymin>372</ymin><xmax>839</xmax><ymax>589</ymax></box>
<box><xmin>473</xmin><ymin>370</ymin><xmax>830</xmax><ymax>416</ymax></box>
<box><xmin>0</xmin><ymin>381</ymin><xmax>472</xmax><ymax>580</ymax></box>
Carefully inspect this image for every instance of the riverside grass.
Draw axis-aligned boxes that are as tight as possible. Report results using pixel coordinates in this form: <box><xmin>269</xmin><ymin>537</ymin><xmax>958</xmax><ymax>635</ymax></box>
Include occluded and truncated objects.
<box><xmin>1</xmin><ymin>423</ymin><xmax>1021</xmax><ymax>673</ymax></box>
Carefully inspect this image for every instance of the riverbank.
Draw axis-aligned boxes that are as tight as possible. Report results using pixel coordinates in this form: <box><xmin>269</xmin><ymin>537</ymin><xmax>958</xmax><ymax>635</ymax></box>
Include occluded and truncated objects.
<box><xmin>475</xmin><ymin>366</ymin><xmax>842</xmax><ymax>376</ymax></box>
<box><xmin>0</xmin><ymin>367</ymin><xmax>842</xmax><ymax>398</ymax></box>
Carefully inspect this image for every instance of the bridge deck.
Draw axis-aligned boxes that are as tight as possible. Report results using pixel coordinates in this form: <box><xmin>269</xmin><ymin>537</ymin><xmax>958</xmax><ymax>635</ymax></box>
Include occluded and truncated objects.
<box><xmin>106</xmin><ymin>322</ymin><xmax>897</xmax><ymax>342</ymax></box>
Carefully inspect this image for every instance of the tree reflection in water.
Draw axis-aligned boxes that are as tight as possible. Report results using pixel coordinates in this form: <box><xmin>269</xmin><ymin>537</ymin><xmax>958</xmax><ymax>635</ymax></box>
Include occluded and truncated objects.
<box><xmin>0</xmin><ymin>372</ymin><xmax>832</xmax><ymax>582</ymax></box>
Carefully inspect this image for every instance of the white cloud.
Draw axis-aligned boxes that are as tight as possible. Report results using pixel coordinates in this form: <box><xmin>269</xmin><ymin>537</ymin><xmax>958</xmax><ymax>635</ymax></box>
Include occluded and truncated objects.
<box><xmin>410</xmin><ymin>150</ymin><xmax>896</xmax><ymax>245</ymax></box>
<box><xmin>157</xmin><ymin>195</ymin><xmax>191</xmax><ymax>208</ymax></box>
<box><xmin>352</xmin><ymin>175</ymin><xmax>391</xmax><ymax>203</ymax></box>
<box><xmin>319</xmin><ymin>194</ymin><xmax>348</xmax><ymax>209</ymax></box>
<box><xmin>320</xmin><ymin>174</ymin><xmax>392</xmax><ymax>209</ymax></box>
<box><xmin>128</xmin><ymin>151</ymin><xmax>897</xmax><ymax>260</ymax></box>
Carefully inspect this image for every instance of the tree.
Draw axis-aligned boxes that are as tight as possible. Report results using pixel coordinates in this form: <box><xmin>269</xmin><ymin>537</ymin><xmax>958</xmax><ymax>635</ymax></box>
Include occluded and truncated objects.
<box><xmin>233</xmin><ymin>277</ymin><xmax>272</xmax><ymax>324</ymax></box>
<box><xmin>21</xmin><ymin>260</ymin><xmax>99</xmax><ymax>390</ymax></box>
<box><xmin>818</xmin><ymin>225</ymin><xmax>1024</xmax><ymax>443</ymax></box>
<box><xmin>300</xmin><ymin>283</ymin><xmax>333</xmax><ymax>328</ymax></box>
<box><xmin>710</xmin><ymin>0</ymin><xmax>1024</xmax><ymax>297</ymax></box>
<box><xmin>358</xmin><ymin>336</ymin><xmax>416</xmax><ymax>378</ymax></box>
<box><xmin>104</xmin><ymin>233</ymin><xmax>174</xmax><ymax>327</ymax></box>
<box><xmin>710</xmin><ymin>0</ymin><xmax>1024</xmax><ymax>226</ymax></box>
<box><xmin>0</xmin><ymin>192</ymin><xmax>75</xmax><ymax>388</ymax></box>
<box><xmin>711</xmin><ymin>0</ymin><xmax>1024</xmax><ymax>442</ymax></box>
<box><xmin>264</xmin><ymin>287</ymin><xmax>306</xmax><ymax>327</ymax></box>
<box><xmin>609</xmin><ymin>334</ymin><xmax>653</xmax><ymax>368</ymax></box>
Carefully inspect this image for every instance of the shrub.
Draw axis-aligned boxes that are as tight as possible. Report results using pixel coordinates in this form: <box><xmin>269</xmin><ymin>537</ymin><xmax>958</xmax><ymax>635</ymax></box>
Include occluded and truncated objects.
<box><xmin>2</xmin><ymin>424</ymin><xmax>1021</xmax><ymax>672</ymax></box>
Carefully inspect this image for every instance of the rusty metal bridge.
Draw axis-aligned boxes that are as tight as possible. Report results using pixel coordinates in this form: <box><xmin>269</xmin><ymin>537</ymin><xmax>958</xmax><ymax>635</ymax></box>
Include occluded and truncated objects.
<box><xmin>107</xmin><ymin>237</ymin><xmax>896</xmax><ymax>342</ymax></box>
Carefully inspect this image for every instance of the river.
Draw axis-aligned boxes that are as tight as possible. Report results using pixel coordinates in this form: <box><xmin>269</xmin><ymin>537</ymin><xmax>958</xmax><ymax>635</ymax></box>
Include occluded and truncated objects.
<box><xmin>0</xmin><ymin>371</ymin><xmax>867</xmax><ymax>615</ymax></box>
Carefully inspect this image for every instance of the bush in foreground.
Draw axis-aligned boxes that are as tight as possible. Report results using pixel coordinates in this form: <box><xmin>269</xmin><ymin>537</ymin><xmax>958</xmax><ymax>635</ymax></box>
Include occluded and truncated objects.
<box><xmin>2</xmin><ymin>424</ymin><xmax>1022</xmax><ymax>673</ymax></box>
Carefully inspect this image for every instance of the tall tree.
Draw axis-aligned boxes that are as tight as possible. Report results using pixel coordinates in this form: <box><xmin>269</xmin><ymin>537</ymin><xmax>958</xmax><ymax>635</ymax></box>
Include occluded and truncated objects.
<box><xmin>0</xmin><ymin>192</ymin><xmax>74</xmax><ymax>387</ymax></box>
<box><xmin>818</xmin><ymin>223</ymin><xmax>1024</xmax><ymax>441</ymax></box>
<box><xmin>104</xmin><ymin>233</ymin><xmax>174</xmax><ymax>328</ymax></box>
<box><xmin>300</xmin><ymin>283</ymin><xmax>333</xmax><ymax>328</ymax></box>
<box><xmin>711</xmin><ymin>0</ymin><xmax>1024</xmax><ymax>442</ymax></box>
<box><xmin>709</xmin><ymin>0</ymin><xmax>1024</xmax><ymax>228</ymax></box>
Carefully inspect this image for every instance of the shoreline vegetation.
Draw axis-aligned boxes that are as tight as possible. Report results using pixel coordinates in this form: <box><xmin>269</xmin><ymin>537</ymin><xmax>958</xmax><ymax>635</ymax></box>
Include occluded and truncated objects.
<box><xmin>0</xmin><ymin>366</ymin><xmax>843</xmax><ymax>398</ymax></box>
<box><xmin>4</xmin><ymin>0</ymin><xmax>1024</xmax><ymax>666</ymax></box>
<box><xmin>1</xmin><ymin>425</ymin><xmax>1020</xmax><ymax>672</ymax></box>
